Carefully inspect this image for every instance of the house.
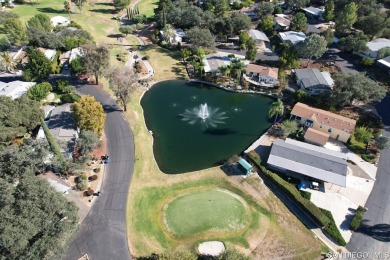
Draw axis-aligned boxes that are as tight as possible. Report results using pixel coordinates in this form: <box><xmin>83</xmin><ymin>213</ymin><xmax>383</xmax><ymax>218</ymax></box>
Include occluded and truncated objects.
<box><xmin>248</xmin><ymin>29</ymin><xmax>270</xmax><ymax>50</ymax></box>
<box><xmin>51</xmin><ymin>16</ymin><xmax>70</xmax><ymax>27</ymax></box>
<box><xmin>294</xmin><ymin>68</ymin><xmax>334</xmax><ymax>95</ymax></box>
<box><xmin>302</xmin><ymin>6</ymin><xmax>324</xmax><ymax>19</ymax></box>
<box><xmin>237</xmin><ymin>158</ymin><xmax>253</xmax><ymax>175</ymax></box>
<box><xmin>304</xmin><ymin>127</ymin><xmax>329</xmax><ymax>146</ymax></box>
<box><xmin>160</xmin><ymin>28</ymin><xmax>186</xmax><ymax>45</ymax></box>
<box><xmin>274</xmin><ymin>14</ymin><xmax>291</xmax><ymax>31</ymax></box>
<box><xmin>360</xmin><ymin>38</ymin><xmax>390</xmax><ymax>59</ymax></box>
<box><xmin>0</xmin><ymin>80</ymin><xmax>36</xmax><ymax>99</ymax></box>
<box><xmin>267</xmin><ymin>138</ymin><xmax>347</xmax><ymax>187</ymax></box>
<box><xmin>278</xmin><ymin>31</ymin><xmax>306</xmax><ymax>45</ymax></box>
<box><xmin>46</xmin><ymin>104</ymin><xmax>78</xmax><ymax>159</ymax></box>
<box><xmin>203</xmin><ymin>52</ymin><xmax>248</xmax><ymax>73</ymax></box>
<box><xmin>0</xmin><ymin>0</ymin><xmax>13</xmax><ymax>6</ymax></box>
<box><xmin>377</xmin><ymin>55</ymin><xmax>390</xmax><ymax>72</ymax></box>
<box><xmin>69</xmin><ymin>47</ymin><xmax>83</xmax><ymax>63</ymax></box>
<box><xmin>59</xmin><ymin>51</ymin><xmax>71</xmax><ymax>65</ymax></box>
<box><xmin>244</xmin><ymin>64</ymin><xmax>278</xmax><ymax>87</ymax></box>
<box><xmin>290</xmin><ymin>102</ymin><xmax>356</xmax><ymax>143</ymax></box>
<box><xmin>38</xmin><ymin>48</ymin><xmax>57</xmax><ymax>61</ymax></box>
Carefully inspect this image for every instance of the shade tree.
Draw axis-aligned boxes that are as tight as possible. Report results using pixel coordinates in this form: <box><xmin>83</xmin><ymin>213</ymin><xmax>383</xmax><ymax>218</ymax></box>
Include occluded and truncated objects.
<box><xmin>296</xmin><ymin>34</ymin><xmax>328</xmax><ymax>66</ymax></box>
<box><xmin>80</xmin><ymin>44</ymin><xmax>110</xmax><ymax>85</ymax></box>
<box><xmin>72</xmin><ymin>95</ymin><xmax>106</xmax><ymax>136</ymax></box>
<box><xmin>290</xmin><ymin>13</ymin><xmax>307</xmax><ymax>32</ymax></box>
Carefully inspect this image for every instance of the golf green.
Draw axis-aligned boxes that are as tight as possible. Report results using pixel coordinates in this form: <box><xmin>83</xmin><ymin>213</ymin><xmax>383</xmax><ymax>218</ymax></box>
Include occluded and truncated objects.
<box><xmin>164</xmin><ymin>190</ymin><xmax>248</xmax><ymax>238</ymax></box>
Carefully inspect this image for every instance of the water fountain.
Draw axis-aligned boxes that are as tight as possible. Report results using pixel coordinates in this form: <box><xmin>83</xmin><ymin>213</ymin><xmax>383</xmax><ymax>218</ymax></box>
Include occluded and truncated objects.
<box><xmin>181</xmin><ymin>103</ymin><xmax>227</xmax><ymax>128</ymax></box>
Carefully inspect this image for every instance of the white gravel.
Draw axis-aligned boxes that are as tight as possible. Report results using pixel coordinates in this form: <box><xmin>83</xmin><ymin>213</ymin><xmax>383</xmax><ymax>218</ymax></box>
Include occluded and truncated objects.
<box><xmin>198</xmin><ymin>241</ymin><xmax>225</xmax><ymax>256</ymax></box>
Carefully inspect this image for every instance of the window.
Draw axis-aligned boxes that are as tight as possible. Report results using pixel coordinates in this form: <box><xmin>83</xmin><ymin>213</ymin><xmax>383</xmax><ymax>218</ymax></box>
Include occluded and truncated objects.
<box><xmin>328</xmin><ymin>128</ymin><xmax>332</xmax><ymax>133</ymax></box>
<box><xmin>305</xmin><ymin>119</ymin><xmax>313</xmax><ymax>127</ymax></box>
<box><xmin>296</xmin><ymin>116</ymin><xmax>301</xmax><ymax>121</ymax></box>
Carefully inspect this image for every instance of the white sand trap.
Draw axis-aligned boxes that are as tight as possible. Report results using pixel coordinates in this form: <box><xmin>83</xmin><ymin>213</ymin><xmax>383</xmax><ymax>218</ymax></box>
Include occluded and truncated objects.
<box><xmin>198</xmin><ymin>241</ymin><xmax>225</xmax><ymax>256</ymax></box>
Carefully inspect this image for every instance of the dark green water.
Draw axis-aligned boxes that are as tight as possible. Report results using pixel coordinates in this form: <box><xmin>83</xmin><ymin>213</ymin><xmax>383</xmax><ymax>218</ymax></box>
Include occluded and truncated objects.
<box><xmin>141</xmin><ymin>80</ymin><xmax>273</xmax><ymax>173</ymax></box>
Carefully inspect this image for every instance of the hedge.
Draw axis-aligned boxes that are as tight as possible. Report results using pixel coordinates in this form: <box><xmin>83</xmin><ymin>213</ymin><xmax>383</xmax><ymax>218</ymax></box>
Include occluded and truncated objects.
<box><xmin>40</xmin><ymin>117</ymin><xmax>65</xmax><ymax>162</ymax></box>
<box><xmin>350</xmin><ymin>206</ymin><xmax>366</xmax><ymax>231</ymax></box>
<box><xmin>300</xmin><ymin>190</ymin><xmax>312</xmax><ymax>200</ymax></box>
<box><xmin>247</xmin><ymin>151</ymin><xmax>347</xmax><ymax>246</ymax></box>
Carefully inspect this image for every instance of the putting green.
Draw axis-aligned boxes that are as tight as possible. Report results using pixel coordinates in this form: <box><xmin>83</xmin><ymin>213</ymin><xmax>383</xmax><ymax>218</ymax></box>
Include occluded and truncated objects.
<box><xmin>164</xmin><ymin>190</ymin><xmax>248</xmax><ymax>238</ymax></box>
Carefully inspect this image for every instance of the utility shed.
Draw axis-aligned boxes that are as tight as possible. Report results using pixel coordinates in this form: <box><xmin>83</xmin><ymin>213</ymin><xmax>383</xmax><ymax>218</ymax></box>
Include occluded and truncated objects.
<box><xmin>238</xmin><ymin>158</ymin><xmax>253</xmax><ymax>175</ymax></box>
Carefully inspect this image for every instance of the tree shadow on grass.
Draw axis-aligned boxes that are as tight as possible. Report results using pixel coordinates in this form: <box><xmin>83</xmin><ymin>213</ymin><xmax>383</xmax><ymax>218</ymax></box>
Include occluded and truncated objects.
<box><xmin>37</xmin><ymin>7</ymin><xmax>65</xmax><ymax>14</ymax></box>
<box><xmin>107</xmin><ymin>33</ymin><xmax>124</xmax><ymax>39</ymax></box>
<box><xmin>94</xmin><ymin>2</ymin><xmax>113</xmax><ymax>6</ymax></box>
<box><xmin>90</xmin><ymin>8</ymin><xmax>115</xmax><ymax>14</ymax></box>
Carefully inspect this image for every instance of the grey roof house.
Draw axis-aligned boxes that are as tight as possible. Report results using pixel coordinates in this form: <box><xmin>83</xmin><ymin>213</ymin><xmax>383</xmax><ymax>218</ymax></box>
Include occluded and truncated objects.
<box><xmin>278</xmin><ymin>31</ymin><xmax>306</xmax><ymax>45</ymax></box>
<box><xmin>249</xmin><ymin>29</ymin><xmax>269</xmax><ymax>44</ymax></box>
<box><xmin>377</xmin><ymin>55</ymin><xmax>390</xmax><ymax>72</ymax></box>
<box><xmin>360</xmin><ymin>38</ymin><xmax>390</xmax><ymax>59</ymax></box>
<box><xmin>302</xmin><ymin>6</ymin><xmax>324</xmax><ymax>19</ymax></box>
<box><xmin>47</xmin><ymin>104</ymin><xmax>78</xmax><ymax>159</ymax></box>
<box><xmin>267</xmin><ymin>138</ymin><xmax>348</xmax><ymax>187</ymax></box>
<box><xmin>294</xmin><ymin>68</ymin><xmax>334</xmax><ymax>95</ymax></box>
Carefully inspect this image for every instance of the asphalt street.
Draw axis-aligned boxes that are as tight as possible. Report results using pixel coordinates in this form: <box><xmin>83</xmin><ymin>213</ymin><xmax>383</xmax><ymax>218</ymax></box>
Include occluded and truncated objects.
<box><xmin>347</xmin><ymin>95</ymin><xmax>390</xmax><ymax>256</ymax></box>
<box><xmin>65</xmin><ymin>84</ymin><xmax>134</xmax><ymax>260</ymax></box>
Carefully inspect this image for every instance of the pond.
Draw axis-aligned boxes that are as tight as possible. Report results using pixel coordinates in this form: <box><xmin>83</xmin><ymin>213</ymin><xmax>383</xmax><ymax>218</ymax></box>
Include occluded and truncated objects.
<box><xmin>141</xmin><ymin>80</ymin><xmax>273</xmax><ymax>174</ymax></box>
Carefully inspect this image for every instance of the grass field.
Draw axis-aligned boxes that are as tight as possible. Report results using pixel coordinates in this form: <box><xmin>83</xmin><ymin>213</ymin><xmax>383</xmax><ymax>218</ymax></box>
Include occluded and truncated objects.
<box><xmin>145</xmin><ymin>46</ymin><xmax>187</xmax><ymax>81</ymax></box>
<box><xmin>136</xmin><ymin>0</ymin><xmax>158</xmax><ymax>18</ymax></box>
<box><xmin>165</xmin><ymin>190</ymin><xmax>248</xmax><ymax>238</ymax></box>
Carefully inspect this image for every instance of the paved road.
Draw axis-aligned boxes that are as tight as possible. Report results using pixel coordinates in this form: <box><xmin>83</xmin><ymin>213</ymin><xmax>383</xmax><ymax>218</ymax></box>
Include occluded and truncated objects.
<box><xmin>65</xmin><ymin>84</ymin><xmax>134</xmax><ymax>260</ymax></box>
<box><xmin>347</xmin><ymin>95</ymin><xmax>390</xmax><ymax>256</ymax></box>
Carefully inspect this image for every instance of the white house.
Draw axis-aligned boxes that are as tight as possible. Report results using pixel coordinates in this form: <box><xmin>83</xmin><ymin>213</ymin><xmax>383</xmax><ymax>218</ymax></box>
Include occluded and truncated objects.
<box><xmin>51</xmin><ymin>16</ymin><xmax>70</xmax><ymax>27</ymax></box>
<box><xmin>203</xmin><ymin>52</ymin><xmax>249</xmax><ymax>73</ymax></box>
<box><xmin>302</xmin><ymin>6</ymin><xmax>324</xmax><ymax>19</ymax></box>
<box><xmin>248</xmin><ymin>29</ymin><xmax>270</xmax><ymax>49</ymax></box>
<box><xmin>360</xmin><ymin>38</ymin><xmax>390</xmax><ymax>59</ymax></box>
<box><xmin>160</xmin><ymin>28</ymin><xmax>186</xmax><ymax>45</ymax></box>
<box><xmin>278</xmin><ymin>31</ymin><xmax>306</xmax><ymax>45</ymax></box>
<box><xmin>38</xmin><ymin>48</ymin><xmax>57</xmax><ymax>61</ymax></box>
<box><xmin>244</xmin><ymin>64</ymin><xmax>279</xmax><ymax>87</ymax></box>
<box><xmin>0</xmin><ymin>80</ymin><xmax>36</xmax><ymax>99</ymax></box>
<box><xmin>274</xmin><ymin>14</ymin><xmax>291</xmax><ymax>31</ymax></box>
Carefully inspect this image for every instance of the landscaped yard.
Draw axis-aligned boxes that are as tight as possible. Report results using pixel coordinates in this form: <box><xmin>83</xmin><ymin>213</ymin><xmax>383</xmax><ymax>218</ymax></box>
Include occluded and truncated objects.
<box><xmin>135</xmin><ymin>0</ymin><xmax>158</xmax><ymax>18</ymax></box>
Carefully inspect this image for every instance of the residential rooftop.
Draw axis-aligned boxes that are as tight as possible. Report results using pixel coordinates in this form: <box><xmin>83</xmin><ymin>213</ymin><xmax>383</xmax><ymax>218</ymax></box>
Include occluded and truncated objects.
<box><xmin>247</xmin><ymin>64</ymin><xmax>278</xmax><ymax>79</ymax></box>
<box><xmin>0</xmin><ymin>80</ymin><xmax>36</xmax><ymax>99</ymax></box>
<box><xmin>304</xmin><ymin>128</ymin><xmax>330</xmax><ymax>146</ymax></box>
<box><xmin>248</xmin><ymin>29</ymin><xmax>269</xmax><ymax>42</ymax></box>
<box><xmin>291</xmin><ymin>102</ymin><xmax>356</xmax><ymax>133</ymax></box>
<box><xmin>295</xmin><ymin>68</ymin><xmax>333</xmax><ymax>90</ymax></box>
<box><xmin>268</xmin><ymin>138</ymin><xmax>347</xmax><ymax>187</ymax></box>
<box><xmin>366</xmin><ymin>38</ymin><xmax>390</xmax><ymax>52</ymax></box>
<box><xmin>278</xmin><ymin>31</ymin><xmax>306</xmax><ymax>45</ymax></box>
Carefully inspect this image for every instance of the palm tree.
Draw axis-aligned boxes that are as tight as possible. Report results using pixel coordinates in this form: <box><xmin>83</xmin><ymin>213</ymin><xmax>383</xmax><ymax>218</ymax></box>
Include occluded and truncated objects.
<box><xmin>218</xmin><ymin>65</ymin><xmax>230</xmax><ymax>81</ymax></box>
<box><xmin>162</xmin><ymin>24</ymin><xmax>176</xmax><ymax>44</ymax></box>
<box><xmin>0</xmin><ymin>52</ymin><xmax>16</xmax><ymax>73</ymax></box>
<box><xmin>230</xmin><ymin>60</ymin><xmax>247</xmax><ymax>83</ymax></box>
<box><xmin>268</xmin><ymin>99</ymin><xmax>284</xmax><ymax>124</ymax></box>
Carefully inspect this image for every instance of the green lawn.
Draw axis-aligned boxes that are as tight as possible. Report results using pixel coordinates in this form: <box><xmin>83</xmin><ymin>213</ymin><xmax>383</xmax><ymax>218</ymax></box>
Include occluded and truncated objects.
<box><xmin>165</xmin><ymin>190</ymin><xmax>248</xmax><ymax>238</ymax></box>
<box><xmin>136</xmin><ymin>0</ymin><xmax>158</xmax><ymax>18</ymax></box>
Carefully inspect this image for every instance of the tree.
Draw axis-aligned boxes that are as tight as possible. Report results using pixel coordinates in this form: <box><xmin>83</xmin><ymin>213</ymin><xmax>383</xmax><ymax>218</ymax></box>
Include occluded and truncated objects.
<box><xmin>274</xmin><ymin>6</ymin><xmax>282</xmax><ymax>14</ymax></box>
<box><xmin>229</xmin><ymin>60</ymin><xmax>247</xmax><ymax>83</ymax></box>
<box><xmin>0</xmin><ymin>52</ymin><xmax>16</xmax><ymax>72</ymax></box>
<box><xmin>76</xmin><ymin>130</ymin><xmax>99</xmax><ymax>155</ymax></box>
<box><xmin>72</xmin><ymin>95</ymin><xmax>106</xmax><ymax>136</ymax></box>
<box><xmin>27</xmin><ymin>14</ymin><xmax>52</xmax><ymax>32</ymax></box>
<box><xmin>279</xmin><ymin>44</ymin><xmax>300</xmax><ymax>69</ymax></box>
<box><xmin>218</xmin><ymin>65</ymin><xmax>231</xmax><ymax>80</ymax></box>
<box><xmin>119</xmin><ymin>25</ymin><xmax>134</xmax><ymax>36</ymax></box>
<box><xmin>296</xmin><ymin>34</ymin><xmax>328</xmax><ymax>66</ymax></box>
<box><xmin>239</xmin><ymin>32</ymin><xmax>251</xmax><ymax>50</ymax></box>
<box><xmin>162</xmin><ymin>24</ymin><xmax>176</xmax><ymax>43</ymax></box>
<box><xmin>71</xmin><ymin>0</ymin><xmax>86</xmax><ymax>13</ymax></box>
<box><xmin>0</xmin><ymin>37</ymin><xmax>11</xmax><ymax>52</ymax></box>
<box><xmin>4</xmin><ymin>18</ymin><xmax>28</xmax><ymax>45</ymax></box>
<box><xmin>0</xmin><ymin>96</ymin><xmax>42</xmax><ymax>145</ymax></box>
<box><xmin>324</xmin><ymin>0</ymin><xmax>335</xmax><ymax>21</ymax></box>
<box><xmin>214</xmin><ymin>0</ymin><xmax>229</xmax><ymax>16</ymax></box>
<box><xmin>339</xmin><ymin>32</ymin><xmax>369</xmax><ymax>53</ymax></box>
<box><xmin>217</xmin><ymin>249</ymin><xmax>251</xmax><ymax>260</ymax></box>
<box><xmin>332</xmin><ymin>73</ymin><xmax>386</xmax><ymax>107</ymax></box>
<box><xmin>257</xmin><ymin>2</ymin><xmax>274</xmax><ymax>19</ymax></box>
<box><xmin>281</xmin><ymin>120</ymin><xmax>298</xmax><ymax>138</ymax></box>
<box><xmin>354</xmin><ymin>126</ymin><xmax>373</xmax><ymax>143</ymax></box>
<box><xmin>114</xmin><ymin>0</ymin><xmax>131</xmax><ymax>11</ymax></box>
<box><xmin>336</xmin><ymin>2</ymin><xmax>358</xmax><ymax>33</ymax></box>
<box><xmin>290</xmin><ymin>13</ymin><xmax>307</xmax><ymax>32</ymax></box>
<box><xmin>357</xmin><ymin>13</ymin><xmax>388</xmax><ymax>39</ymax></box>
<box><xmin>285</xmin><ymin>0</ymin><xmax>309</xmax><ymax>10</ymax></box>
<box><xmin>377</xmin><ymin>47</ymin><xmax>390</xmax><ymax>59</ymax></box>
<box><xmin>258</xmin><ymin>15</ymin><xmax>274</xmax><ymax>35</ymax></box>
<box><xmin>186</xmin><ymin>27</ymin><xmax>215</xmax><ymax>48</ymax></box>
<box><xmin>23</xmin><ymin>47</ymin><xmax>52</xmax><ymax>81</ymax></box>
<box><xmin>27</xmin><ymin>28</ymin><xmax>64</xmax><ymax>49</ymax></box>
<box><xmin>107</xmin><ymin>66</ymin><xmax>138</xmax><ymax>112</ymax></box>
<box><xmin>245</xmin><ymin>38</ymin><xmax>257</xmax><ymax>61</ymax></box>
<box><xmin>321</xmin><ymin>28</ymin><xmax>334</xmax><ymax>45</ymax></box>
<box><xmin>268</xmin><ymin>99</ymin><xmax>284</xmax><ymax>124</ymax></box>
<box><xmin>375</xmin><ymin>136</ymin><xmax>390</xmax><ymax>150</ymax></box>
<box><xmin>230</xmin><ymin>12</ymin><xmax>251</xmax><ymax>36</ymax></box>
<box><xmin>27</xmin><ymin>82</ymin><xmax>53</xmax><ymax>101</ymax></box>
<box><xmin>80</xmin><ymin>44</ymin><xmax>110</xmax><ymax>85</ymax></box>
<box><xmin>64</xmin><ymin>1</ymin><xmax>71</xmax><ymax>19</ymax></box>
<box><xmin>70</xmin><ymin>57</ymin><xmax>86</xmax><ymax>75</ymax></box>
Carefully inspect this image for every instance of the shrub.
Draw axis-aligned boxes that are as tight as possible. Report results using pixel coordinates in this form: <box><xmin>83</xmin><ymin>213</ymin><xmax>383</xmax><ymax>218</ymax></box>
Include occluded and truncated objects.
<box><xmin>142</xmin><ymin>55</ymin><xmax>149</xmax><ymax>60</ymax></box>
<box><xmin>77</xmin><ymin>182</ymin><xmax>88</xmax><ymax>191</ymax></box>
<box><xmin>350</xmin><ymin>206</ymin><xmax>366</xmax><ymax>231</ymax></box>
<box><xmin>93</xmin><ymin>168</ymin><xmax>100</xmax><ymax>173</ymax></box>
<box><xmin>55</xmin><ymin>79</ymin><xmax>75</xmax><ymax>94</ymax></box>
<box><xmin>40</xmin><ymin>117</ymin><xmax>65</xmax><ymax>162</ymax></box>
<box><xmin>28</xmin><ymin>82</ymin><xmax>53</xmax><ymax>101</ymax></box>
<box><xmin>51</xmin><ymin>51</ymin><xmax>61</xmax><ymax>74</ymax></box>
<box><xmin>68</xmin><ymin>21</ymin><xmax>82</xmax><ymax>29</ymax></box>
<box><xmin>299</xmin><ymin>190</ymin><xmax>312</xmax><ymax>200</ymax></box>
<box><xmin>61</xmin><ymin>93</ymin><xmax>81</xmax><ymax>103</ymax></box>
<box><xmin>247</xmin><ymin>151</ymin><xmax>347</xmax><ymax>246</ymax></box>
<box><xmin>85</xmin><ymin>189</ymin><xmax>94</xmax><ymax>196</ymax></box>
<box><xmin>89</xmin><ymin>175</ymin><xmax>98</xmax><ymax>181</ymax></box>
<box><xmin>360</xmin><ymin>57</ymin><xmax>374</xmax><ymax>67</ymax></box>
<box><xmin>70</xmin><ymin>57</ymin><xmax>86</xmax><ymax>75</ymax></box>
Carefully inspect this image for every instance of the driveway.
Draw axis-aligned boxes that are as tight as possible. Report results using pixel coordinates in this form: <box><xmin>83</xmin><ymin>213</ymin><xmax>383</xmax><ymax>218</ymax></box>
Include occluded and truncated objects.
<box><xmin>65</xmin><ymin>83</ymin><xmax>134</xmax><ymax>260</ymax></box>
<box><xmin>347</xmin><ymin>95</ymin><xmax>390</xmax><ymax>255</ymax></box>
